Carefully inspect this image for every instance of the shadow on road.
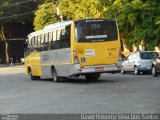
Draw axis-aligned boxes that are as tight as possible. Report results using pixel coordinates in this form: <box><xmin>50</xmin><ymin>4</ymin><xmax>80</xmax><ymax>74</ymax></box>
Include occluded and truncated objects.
<box><xmin>30</xmin><ymin>77</ymin><xmax>119</xmax><ymax>84</ymax></box>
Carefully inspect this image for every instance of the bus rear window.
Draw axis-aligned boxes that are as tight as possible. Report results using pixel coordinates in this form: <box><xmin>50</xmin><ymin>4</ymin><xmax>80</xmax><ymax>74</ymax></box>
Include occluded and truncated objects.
<box><xmin>75</xmin><ymin>19</ymin><xmax>118</xmax><ymax>43</ymax></box>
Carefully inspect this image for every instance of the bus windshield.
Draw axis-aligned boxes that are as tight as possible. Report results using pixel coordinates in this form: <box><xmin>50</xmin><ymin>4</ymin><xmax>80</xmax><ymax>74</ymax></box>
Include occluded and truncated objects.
<box><xmin>75</xmin><ymin>19</ymin><xmax>118</xmax><ymax>43</ymax></box>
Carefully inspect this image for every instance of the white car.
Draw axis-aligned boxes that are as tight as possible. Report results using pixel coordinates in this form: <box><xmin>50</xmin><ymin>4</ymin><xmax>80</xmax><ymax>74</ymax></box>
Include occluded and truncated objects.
<box><xmin>121</xmin><ymin>51</ymin><xmax>158</xmax><ymax>75</ymax></box>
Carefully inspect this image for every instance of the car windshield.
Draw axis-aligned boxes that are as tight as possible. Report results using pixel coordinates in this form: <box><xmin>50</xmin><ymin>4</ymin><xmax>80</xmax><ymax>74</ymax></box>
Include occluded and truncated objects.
<box><xmin>140</xmin><ymin>52</ymin><xmax>158</xmax><ymax>59</ymax></box>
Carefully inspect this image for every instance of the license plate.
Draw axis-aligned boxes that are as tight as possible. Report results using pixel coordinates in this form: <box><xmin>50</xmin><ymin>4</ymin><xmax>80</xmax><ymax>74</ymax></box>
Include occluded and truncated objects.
<box><xmin>95</xmin><ymin>67</ymin><xmax>104</xmax><ymax>72</ymax></box>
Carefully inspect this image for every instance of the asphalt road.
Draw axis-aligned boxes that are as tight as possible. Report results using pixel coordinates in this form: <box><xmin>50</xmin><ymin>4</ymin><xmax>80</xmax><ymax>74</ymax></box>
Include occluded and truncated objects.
<box><xmin>0</xmin><ymin>65</ymin><xmax>160</xmax><ymax>114</ymax></box>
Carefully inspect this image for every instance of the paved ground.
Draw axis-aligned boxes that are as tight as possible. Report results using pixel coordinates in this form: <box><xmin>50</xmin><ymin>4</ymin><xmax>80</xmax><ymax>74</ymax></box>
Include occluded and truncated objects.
<box><xmin>0</xmin><ymin>63</ymin><xmax>22</xmax><ymax>68</ymax></box>
<box><xmin>0</xmin><ymin>64</ymin><xmax>9</xmax><ymax>68</ymax></box>
<box><xmin>0</xmin><ymin>65</ymin><xmax>160</xmax><ymax>114</ymax></box>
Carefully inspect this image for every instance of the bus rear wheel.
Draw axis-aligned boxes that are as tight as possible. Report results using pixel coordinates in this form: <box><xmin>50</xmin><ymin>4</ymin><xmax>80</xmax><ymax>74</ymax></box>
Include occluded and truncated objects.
<box><xmin>85</xmin><ymin>73</ymin><xmax>100</xmax><ymax>80</ymax></box>
<box><xmin>51</xmin><ymin>68</ymin><xmax>59</xmax><ymax>82</ymax></box>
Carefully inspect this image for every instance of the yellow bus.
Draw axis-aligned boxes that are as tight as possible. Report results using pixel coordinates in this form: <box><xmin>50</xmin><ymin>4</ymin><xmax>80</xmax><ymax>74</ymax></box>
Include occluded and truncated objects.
<box><xmin>24</xmin><ymin>18</ymin><xmax>120</xmax><ymax>81</ymax></box>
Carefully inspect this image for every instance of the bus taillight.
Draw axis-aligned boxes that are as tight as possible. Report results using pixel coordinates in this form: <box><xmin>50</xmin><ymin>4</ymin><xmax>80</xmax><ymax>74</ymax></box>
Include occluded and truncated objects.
<box><xmin>73</xmin><ymin>50</ymin><xmax>79</xmax><ymax>64</ymax></box>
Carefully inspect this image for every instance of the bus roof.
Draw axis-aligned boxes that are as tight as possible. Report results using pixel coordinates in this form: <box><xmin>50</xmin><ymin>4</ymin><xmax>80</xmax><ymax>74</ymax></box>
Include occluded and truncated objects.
<box><xmin>27</xmin><ymin>18</ymin><xmax>117</xmax><ymax>38</ymax></box>
<box><xmin>43</xmin><ymin>21</ymin><xmax>73</xmax><ymax>30</ymax></box>
<box><xmin>28</xmin><ymin>20</ymin><xmax>73</xmax><ymax>38</ymax></box>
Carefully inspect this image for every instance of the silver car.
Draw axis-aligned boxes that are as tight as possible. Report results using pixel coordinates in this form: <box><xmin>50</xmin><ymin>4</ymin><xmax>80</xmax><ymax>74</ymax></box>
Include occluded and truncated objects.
<box><xmin>121</xmin><ymin>51</ymin><xmax>158</xmax><ymax>75</ymax></box>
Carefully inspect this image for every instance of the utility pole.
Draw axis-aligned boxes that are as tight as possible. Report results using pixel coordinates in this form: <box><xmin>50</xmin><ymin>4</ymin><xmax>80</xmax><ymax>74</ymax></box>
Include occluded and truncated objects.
<box><xmin>54</xmin><ymin>1</ymin><xmax>63</xmax><ymax>21</ymax></box>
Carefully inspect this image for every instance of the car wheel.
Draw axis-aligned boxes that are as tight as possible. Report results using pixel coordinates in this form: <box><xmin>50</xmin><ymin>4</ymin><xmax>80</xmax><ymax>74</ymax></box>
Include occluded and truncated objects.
<box><xmin>134</xmin><ymin>66</ymin><xmax>139</xmax><ymax>75</ymax></box>
<box><xmin>121</xmin><ymin>66</ymin><xmax>125</xmax><ymax>74</ymax></box>
<box><xmin>152</xmin><ymin>66</ymin><xmax>158</xmax><ymax>77</ymax></box>
<box><xmin>51</xmin><ymin>68</ymin><xmax>59</xmax><ymax>82</ymax></box>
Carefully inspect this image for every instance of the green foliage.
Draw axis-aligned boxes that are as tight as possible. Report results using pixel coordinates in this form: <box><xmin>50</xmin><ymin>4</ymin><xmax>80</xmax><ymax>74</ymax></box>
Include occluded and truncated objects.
<box><xmin>2</xmin><ymin>0</ymin><xmax>157</xmax><ymax>50</ymax></box>
<box><xmin>58</xmin><ymin>0</ymin><xmax>113</xmax><ymax>20</ymax></box>
<box><xmin>33</xmin><ymin>2</ymin><xmax>60</xmax><ymax>31</ymax></box>
<box><xmin>33</xmin><ymin>0</ymin><xmax>112</xmax><ymax>30</ymax></box>
<box><xmin>106</xmin><ymin>0</ymin><xmax>160</xmax><ymax>50</ymax></box>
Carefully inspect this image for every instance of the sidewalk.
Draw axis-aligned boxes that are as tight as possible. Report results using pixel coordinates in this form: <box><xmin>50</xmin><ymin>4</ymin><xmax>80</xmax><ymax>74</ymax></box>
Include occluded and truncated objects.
<box><xmin>0</xmin><ymin>63</ymin><xmax>23</xmax><ymax>68</ymax></box>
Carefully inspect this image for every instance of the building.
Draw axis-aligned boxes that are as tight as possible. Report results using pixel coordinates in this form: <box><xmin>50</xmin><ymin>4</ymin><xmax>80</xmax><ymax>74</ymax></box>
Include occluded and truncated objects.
<box><xmin>0</xmin><ymin>22</ymin><xmax>33</xmax><ymax>63</ymax></box>
<box><xmin>0</xmin><ymin>38</ymin><xmax>25</xmax><ymax>63</ymax></box>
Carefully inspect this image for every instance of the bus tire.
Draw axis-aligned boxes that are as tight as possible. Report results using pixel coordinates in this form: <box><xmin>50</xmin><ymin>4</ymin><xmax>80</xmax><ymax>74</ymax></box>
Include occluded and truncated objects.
<box><xmin>85</xmin><ymin>73</ymin><xmax>100</xmax><ymax>80</ymax></box>
<box><xmin>28</xmin><ymin>68</ymin><xmax>37</xmax><ymax>80</ymax></box>
<box><xmin>51</xmin><ymin>67</ymin><xmax>59</xmax><ymax>82</ymax></box>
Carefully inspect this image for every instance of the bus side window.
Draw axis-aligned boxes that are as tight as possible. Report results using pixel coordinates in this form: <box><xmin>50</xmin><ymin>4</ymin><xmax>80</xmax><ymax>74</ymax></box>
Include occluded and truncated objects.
<box><xmin>55</xmin><ymin>30</ymin><xmax>61</xmax><ymax>49</ymax></box>
<box><xmin>59</xmin><ymin>25</ymin><xmax>71</xmax><ymax>48</ymax></box>
<box><xmin>60</xmin><ymin>28</ymin><xmax>66</xmax><ymax>48</ymax></box>
<box><xmin>64</xmin><ymin>25</ymin><xmax>70</xmax><ymax>48</ymax></box>
<box><xmin>25</xmin><ymin>37</ymin><xmax>33</xmax><ymax>55</ymax></box>
<box><xmin>43</xmin><ymin>33</ymin><xmax>47</xmax><ymax>51</ymax></box>
<box><xmin>50</xmin><ymin>25</ymin><xmax>71</xmax><ymax>50</ymax></box>
<box><xmin>42</xmin><ymin>33</ymin><xmax>49</xmax><ymax>51</ymax></box>
<box><xmin>40</xmin><ymin>34</ymin><xmax>44</xmax><ymax>51</ymax></box>
<box><xmin>30</xmin><ymin>37</ymin><xmax>34</xmax><ymax>52</ymax></box>
<box><xmin>57</xmin><ymin>29</ymin><xmax>61</xmax><ymax>41</ymax></box>
<box><xmin>50</xmin><ymin>31</ymin><xmax>57</xmax><ymax>50</ymax></box>
<box><xmin>33</xmin><ymin>36</ymin><xmax>37</xmax><ymax>51</ymax></box>
<box><xmin>48</xmin><ymin>32</ymin><xmax>53</xmax><ymax>50</ymax></box>
<box><xmin>37</xmin><ymin>35</ymin><xmax>41</xmax><ymax>52</ymax></box>
<box><xmin>34</xmin><ymin>36</ymin><xmax>37</xmax><ymax>52</ymax></box>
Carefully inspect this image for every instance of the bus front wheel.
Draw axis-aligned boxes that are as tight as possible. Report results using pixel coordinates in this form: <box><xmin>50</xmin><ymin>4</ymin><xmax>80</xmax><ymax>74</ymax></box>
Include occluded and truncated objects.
<box><xmin>51</xmin><ymin>68</ymin><xmax>59</xmax><ymax>82</ymax></box>
<box><xmin>85</xmin><ymin>73</ymin><xmax>100</xmax><ymax>80</ymax></box>
<box><xmin>28</xmin><ymin>68</ymin><xmax>37</xmax><ymax>80</ymax></box>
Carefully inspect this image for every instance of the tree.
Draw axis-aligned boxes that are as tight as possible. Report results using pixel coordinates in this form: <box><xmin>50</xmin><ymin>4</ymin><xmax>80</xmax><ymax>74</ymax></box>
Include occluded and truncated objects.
<box><xmin>33</xmin><ymin>0</ymin><xmax>115</xmax><ymax>30</ymax></box>
<box><xmin>33</xmin><ymin>2</ymin><xmax>60</xmax><ymax>31</ymax></box>
<box><xmin>58</xmin><ymin>0</ymin><xmax>114</xmax><ymax>20</ymax></box>
<box><xmin>33</xmin><ymin>0</ymin><xmax>160</xmax><ymax>51</ymax></box>
<box><xmin>0</xmin><ymin>0</ymin><xmax>41</xmax><ymax>63</ymax></box>
<box><xmin>106</xmin><ymin>0</ymin><xmax>160</xmax><ymax>50</ymax></box>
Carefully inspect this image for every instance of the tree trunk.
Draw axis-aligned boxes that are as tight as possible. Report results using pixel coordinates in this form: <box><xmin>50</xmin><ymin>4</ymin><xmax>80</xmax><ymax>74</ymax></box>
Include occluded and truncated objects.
<box><xmin>0</xmin><ymin>24</ymin><xmax>9</xmax><ymax>63</ymax></box>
